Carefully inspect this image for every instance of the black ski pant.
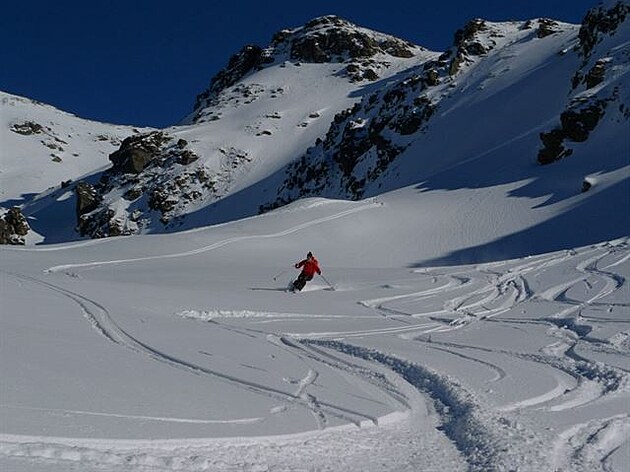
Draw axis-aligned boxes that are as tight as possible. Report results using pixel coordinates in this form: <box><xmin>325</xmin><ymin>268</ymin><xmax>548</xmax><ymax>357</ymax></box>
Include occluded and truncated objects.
<box><xmin>293</xmin><ymin>272</ymin><xmax>313</xmax><ymax>291</ymax></box>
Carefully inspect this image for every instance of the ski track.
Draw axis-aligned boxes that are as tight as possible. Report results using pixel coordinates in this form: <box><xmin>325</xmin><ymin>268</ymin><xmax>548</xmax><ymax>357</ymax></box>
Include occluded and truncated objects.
<box><xmin>552</xmin><ymin>415</ymin><xmax>630</xmax><ymax>472</ymax></box>
<box><xmin>0</xmin><ymin>411</ymin><xmax>461</xmax><ymax>472</ymax></box>
<box><xmin>0</xmin><ymin>405</ymin><xmax>264</xmax><ymax>425</ymax></box>
<box><xmin>44</xmin><ymin>201</ymin><xmax>379</xmax><ymax>274</ymax></box>
<box><xmin>3</xmin><ymin>272</ymin><xmax>377</xmax><ymax>430</ymax></box>
<box><xmin>3</xmin><ymin>242</ymin><xmax>628</xmax><ymax>470</ymax></box>
<box><xmin>303</xmin><ymin>339</ymin><xmax>549</xmax><ymax>472</ymax></box>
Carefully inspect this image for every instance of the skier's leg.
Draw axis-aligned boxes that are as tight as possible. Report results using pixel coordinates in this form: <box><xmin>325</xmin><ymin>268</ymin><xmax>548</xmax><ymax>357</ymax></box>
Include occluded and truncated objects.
<box><xmin>293</xmin><ymin>273</ymin><xmax>307</xmax><ymax>291</ymax></box>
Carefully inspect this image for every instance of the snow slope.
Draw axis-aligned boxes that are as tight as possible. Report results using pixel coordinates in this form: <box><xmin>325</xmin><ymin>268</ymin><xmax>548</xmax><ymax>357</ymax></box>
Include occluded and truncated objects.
<box><xmin>0</xmin><ymin>91</ymin><xmax>145</xmax><ymax>204</ymax></box>
<box><xmin>1</xmin><ymin>199</ymin><xmax>628</xmax><ymax>471</ymax></box>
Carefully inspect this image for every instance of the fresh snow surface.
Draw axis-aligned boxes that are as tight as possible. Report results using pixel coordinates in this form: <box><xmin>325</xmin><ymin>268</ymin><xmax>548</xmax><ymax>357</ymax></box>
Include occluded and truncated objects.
<box><xmin>1</xmin><ymin>196</ymin><xmax>629</xmax><ymax>471</ymax></box>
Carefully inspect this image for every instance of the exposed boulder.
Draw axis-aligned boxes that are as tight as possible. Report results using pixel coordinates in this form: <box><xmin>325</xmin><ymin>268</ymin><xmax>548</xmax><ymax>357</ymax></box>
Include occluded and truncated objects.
<box><xmin>585</xmin><ymin>59</ymin><xmax>608</xmax><ymax>89</ymax></box>
<box><xmin>538</xmin><ymin>100</ymin><xmax>608</xmax><ymax>164</ymax></box>
<box><xmin>109</xmin><ymin>131</ymin><xmax>171</xmax><ymax>174</ymax></box>
<box><xmin>10</xmin><ymin>121</ymin><xmax>43</xmax><ymax>135</ymax></box>
<box><xmin>538</xmin><ymin>129</ymin><xmax>572</xmax><ymax>165</ymax></box>
<box><xmin>177</xmin><ymin>149</ymin><xmax>199</xmax><ymax>165</ymax></box>
<box><xmin>0</xmin><ymin>208</ymin><xmax>30</xmax><ymax>245</ymax></box>
<box><xmin>537</xmin><ymin>18</ymin><xmax>561</xmax><ymax>38</ymax></box>
<box><xmin>560</xmin><ymin>103</ymin><xmax>606</xmax><ymax>142</ymax></box>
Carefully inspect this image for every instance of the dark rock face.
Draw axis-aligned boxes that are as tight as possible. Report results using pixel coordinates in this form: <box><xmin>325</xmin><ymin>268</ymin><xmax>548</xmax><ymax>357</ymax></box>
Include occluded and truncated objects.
<box><xmin>0</xmin><ymin>208</ymin><xmax>30</xmax><ymax>245</ymax></box>
<box><xmin>538</xmin><ymin>2</ymin><xmax>627</xmax><ymax>165</ymax></box>
<box><xmin>75</xmin><ymin>182</ymin><xmax>100</xmax><ymax>217</ymax></box>
<box><xmin>538</xmin><ymin>129</ymin><xmax>573</xmax><ymax>165</ymax></box>
<box><xmin>76</xmin><ymin>131</ymin><xmax>204</xmax><ymax>238</ymax></box>
<box><xmin>585</xmin><ymin>59</ymin><xmax>607</xmax><ymax>89</ymax></box>
<box><xmin>75</xmin><ymin>182</ymin><xmax>103</xmax><ymax>236</ymax></box>
<box><xmin>289</xmin><ymin>15</ymin><xmax>415</xmax><ymax>62</ymax></box>
<box><xmin>454</xmin><ymin>19</ymin><xmax>487</xmax><ymax>46</ymax></box>
<box><xmin>288</xmin><ymin>16</ymin><xmax>415</xmax><ymax>63</ymax></box>
<box><xmin>560</xmin><ymin>104</ymin><xmax>606</xmax><ymax>142</ymax></box>
<box><xmin>193</xmin><ymin>45</ymin><xmax>268</xmax><ymax>112</ymax></box>
<box><xmin>578</xmin><ymin>1</ymin><xmax>628</xmax><ymax>58</ymax></box>
<box><xmin>448</xmin><ymin>19</ymin><xmax>493</xmax><ymax>75</ymax></box>
<box><xmin>453</xmin><ymin>19</ymin><xmax>490</xmax><ymax>58</ymax></box>
<box><xmin>538</xmin><ymin>100</ymin><xmax>608</xmax><ymax>165</ymax></box>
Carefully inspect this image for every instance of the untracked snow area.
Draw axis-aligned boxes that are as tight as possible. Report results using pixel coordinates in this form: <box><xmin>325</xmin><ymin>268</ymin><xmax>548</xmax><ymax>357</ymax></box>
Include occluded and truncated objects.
<box><xmin>1</xmin><ymin>197</ymin><xmax>628</xmax><ymax>471</ymax></box>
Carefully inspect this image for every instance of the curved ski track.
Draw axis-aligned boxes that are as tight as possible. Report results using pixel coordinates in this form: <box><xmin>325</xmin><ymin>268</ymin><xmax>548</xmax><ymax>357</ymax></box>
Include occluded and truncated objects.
<box><xmin>45</xmin><ymin>201</ymin><xmax>380</xmax><ymax>274</ymax></box>
<box><xmin>3</xmin><ymin>271</ymin><xmax>377</xmax><ymax>429</ymax></box>
<box><xmin>2</xmin><ymin>240</ymin><xmax>628</xmax><ymax>471</ymax></box>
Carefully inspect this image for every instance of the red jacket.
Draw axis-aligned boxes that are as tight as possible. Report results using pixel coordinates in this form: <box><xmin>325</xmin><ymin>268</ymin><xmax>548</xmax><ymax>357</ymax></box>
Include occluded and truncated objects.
<box><xmin>295</xmin><ymin>257</ymin><xmax>321</xmax><ymax>277</ymax></box>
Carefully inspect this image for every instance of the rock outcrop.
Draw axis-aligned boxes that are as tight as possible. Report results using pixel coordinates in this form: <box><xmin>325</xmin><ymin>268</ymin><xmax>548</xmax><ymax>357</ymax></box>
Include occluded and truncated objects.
<box><xmin>260</xmin><ymin>20</ymin><xmax>516</xmax><ymax>211</ymax></box>
<box><xmin>0</xmin><ymin>208</ymin><xmax>30</xmax><ymax>245</ymax></box>
<box><xmin>285</xmin><ymin>15</ymin><xmax>417</xmax><ymax>63</ymax></box>
<box><xmin>578</xmin><ymin>1</ymin><xmax>628</xmax><ymax>58</ymax></box>
<box><xmin>10</xmin><ymin>121</ymin><xmax>44</xmax><ymax>135</ymax></box>
<box><xmin>75</xmin><ymin>131</ymin><xmax>205</xmax><ymax>238</ymax></box>
<box><xmin>538</xmin><ymin>1</ymin><xmax>628</xmax><ymax>165</ymax></box>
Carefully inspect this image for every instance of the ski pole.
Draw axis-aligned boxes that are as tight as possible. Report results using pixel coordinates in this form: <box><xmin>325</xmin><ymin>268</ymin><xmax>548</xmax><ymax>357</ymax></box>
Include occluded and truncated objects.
<box><xmin>273</xmin><ymin>269</ymin><xmax>287</xmax><ymax>281</ymax></box>
<box><xmin>320</xmin><ymin>274</ymin><xmax>335</xmax><ymax>291</ymax></box>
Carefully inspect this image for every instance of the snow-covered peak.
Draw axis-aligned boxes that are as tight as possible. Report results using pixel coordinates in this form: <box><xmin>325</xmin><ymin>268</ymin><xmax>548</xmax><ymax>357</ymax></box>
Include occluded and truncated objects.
<box><xmin>269</xmin><ymin>14</ymin><xmax>422</xmax><ymax>63</ymax></box>
<box><xmin>189</xmin><ymin>16</ymin><xmax>426</xmax><ymax>120</ymax></box>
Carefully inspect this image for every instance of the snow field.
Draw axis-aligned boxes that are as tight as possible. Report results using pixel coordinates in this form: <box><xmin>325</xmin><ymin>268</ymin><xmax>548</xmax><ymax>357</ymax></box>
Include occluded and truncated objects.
<box><xmin>1</xmin><ymin>209</ymin><xmax>628</xmax><ymax>470</ymax></box>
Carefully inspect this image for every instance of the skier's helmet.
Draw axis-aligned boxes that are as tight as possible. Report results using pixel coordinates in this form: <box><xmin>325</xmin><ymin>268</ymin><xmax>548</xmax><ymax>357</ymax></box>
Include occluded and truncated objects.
<box><xmin>307</xmin><ymin>251</ymin><xmax>313</xmax><ymax>258</ymax></box>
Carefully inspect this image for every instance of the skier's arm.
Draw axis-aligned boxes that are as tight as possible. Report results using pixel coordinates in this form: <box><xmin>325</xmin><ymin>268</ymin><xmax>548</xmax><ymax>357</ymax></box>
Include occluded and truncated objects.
<box><xmin>295</xmin><ymin>260</ymin><xmax>305</xmax><ymax>269</ymax></box>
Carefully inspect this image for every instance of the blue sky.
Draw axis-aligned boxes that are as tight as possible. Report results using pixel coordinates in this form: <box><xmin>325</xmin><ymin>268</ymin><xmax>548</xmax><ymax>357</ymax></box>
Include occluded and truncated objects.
<box><xmin>1</xmin><ymin>0</ymin><xmax>598</xmax><ymax>128</ymax></box>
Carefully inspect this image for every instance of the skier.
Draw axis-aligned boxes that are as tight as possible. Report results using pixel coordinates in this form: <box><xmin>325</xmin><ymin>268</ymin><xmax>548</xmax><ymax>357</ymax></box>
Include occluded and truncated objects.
<box><xmin>292</xmin><ymin>251</ymin><xmax>321</xmax><ymax>292</ymax></box>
